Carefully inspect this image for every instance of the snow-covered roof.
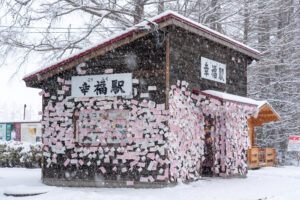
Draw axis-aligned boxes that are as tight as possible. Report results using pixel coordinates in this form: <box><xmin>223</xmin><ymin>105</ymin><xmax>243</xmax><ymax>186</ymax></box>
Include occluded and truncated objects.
<box><xmin>194</xmin><ymin>90</ymin><xmax>280</xmax><ymax>119</ymax></box>
<box><xmin>23</xmin><ymin>10</ymin><xmax>260</xmax><ymax>82</ymax></box>
<box><xmin>0</xmin><ymin>120</ymin><xmax>41</xmax><ymax>124</ymax></box>
<box><xmin>202</xmin><ymin>90</ymin><xmax>267</xmax><ymax>108</ymax></box>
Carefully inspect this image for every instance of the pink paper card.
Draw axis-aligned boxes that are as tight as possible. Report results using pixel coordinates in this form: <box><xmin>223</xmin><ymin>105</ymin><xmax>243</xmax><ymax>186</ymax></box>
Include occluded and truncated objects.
<box><xmin>140</xmin><ymin>101</ymin><xmax>148</xmax><ymax>107</ymax></box>
<box><xmin>79</xmin><ymin>160</ymin><xmax>84</xmax><ymax>166</ymax></box>
<box><xmin>90</xmin><ymin>147</ymin><xmax>98</xmax><ymax>152</ymax></box>
<box><xmin>140</xmin><ymin>177</ymin><xmax>148</xmax><ymax>182</ymax></box>
<box><xmin>140</xmin><ymin>93</ymin><xmax>149</xmax><ymax>98</ymax></box>
<box><xmin>184</xmin><ymin>91</ymin><xmax>191</xmax><ymax>96</ymax></box>
<box><xmin>126</xmin><ymin>181</ymin><xmax>134</xmax><ymax>186</ymax></box>
<box><xmin>132</xmin><ymin>79</ymin><xmax>139</xmax><ymax>84</ymax></box>
<box><xmin>43</xmin><ymin>138</ymin><xmax>50</xmax><ymax>146</ymax></box>
<box><xmin>43</xmin><ymin>146</ymin><xmax>49</xmax><ymax>152</ymax></box>
<box><xmin>65</xmin><ymin>80</ymin><xmax>72</xmax><ymax>85</ymax></box>
<box><xmin>71</xmin><ymin>153</ymin><xmax>77</xmax><ymax>158</ymax></box>
<box><xmin>57</xmin><ymin>77</ymin><xmax>64</xmax><ymax>83</ymax></box>
<box><xmin>148</xmin><ymin>176</ymin><xmax>155</xmax><ymax>182</ymax></box>
<box><xmin>130</xmin><ymin>160</ymin><xmax>138</xmax><ymax>168</ymax></box>
<box><xmin>56</xmin><ymin>142</ymin><xmax>63</xmax><ymax>148</ymax></box>
<box><xmin>131</xmin><ymin>99</ymin><xmax>138</xmax><ymax>105</ymax></box>
<box><xmin>104</xmin><ymin>68</ymin><xmax>113</xmax><ymax>74</ymax></box>
<box><xmin>147</xmin><ymin>153</ymin><xmax>155</xmax><ymax>160</ymax></box>
<box><xmin>120</xmin><ymin>142</ymin><xmax>126</xmax><ymax>146</ymax></box>
<box><xmin>157</xmin><ymin>175</ymin><xmax>165</xmax><ymax>180</ymax></box>
<box><xmin>80</xmin><ymin>129</ymin><xmax>88</xmax><ymax>137</ymax></box>
<box><xmin>99</xmin><ymin>167</ymin><xmax>106</xmax><ymax>174</ymax></box>
<box><xmin>108</xmin><ymin>151</ymin><xmax>114</xmax><ymax>156</ymax></box>
<box><xmin>127</xmin><ymin>146</ymin><xmax>133</xmax><ymax>151</ymax></box>
<box><xmin>137</xmin><ymin>162</ymin><xmax>145</xmax><ymax>167</ymax></box>
<box><xmin>156</xmin><ymin>104</ymin><xmax>165</xmax><ymax>110</ymax></box>
<box><xmin>78</xmin><ymin>70</ymin><xmax>86</xmax><ymax>75</ymax></box>
<box><xmin>64</xmin><ymin>158</ymin><xmax>70</xmax><ymax>166</ymax></box>
<box><xmin>148</xmin><ymin>86</ymin><xmax>157</xmax><ymax>91</ymax></box>
<box><xmin>104</xmin><ymin>157</ymin><xmax>110</xmax><ymax>163</ymax></box>
<box><xmin>52</xmin><ymin>157</ymin><xmax>57</xmax><ymax>163</ymax></box>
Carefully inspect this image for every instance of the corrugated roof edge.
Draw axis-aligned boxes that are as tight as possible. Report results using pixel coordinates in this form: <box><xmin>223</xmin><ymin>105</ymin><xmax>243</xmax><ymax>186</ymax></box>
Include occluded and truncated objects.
<box><xmin>23</xmin><ymin>10</ymin><xmax>260</xmax><ymax>82</ymax></box>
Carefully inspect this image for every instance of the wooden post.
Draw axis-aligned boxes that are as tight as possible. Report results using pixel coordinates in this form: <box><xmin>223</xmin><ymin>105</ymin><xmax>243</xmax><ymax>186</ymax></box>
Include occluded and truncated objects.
<box><xmin>41</xmin><ymin>97</ymin><xmax>44</xmax><ymax>182</ymax></box>
<box><xmin>165</xmin><ymin>34</ymin><xmax>170</xmax><ymax>110</ymax></box>
<box><xmin>248</xmin><ymin>118</ymin><xmax>255</xmax><ymax>147</ymax></box>
<box><xmin>165</xmin><ymin>33</ymin><xmax>171</xmax><ymax>182</ymax></box>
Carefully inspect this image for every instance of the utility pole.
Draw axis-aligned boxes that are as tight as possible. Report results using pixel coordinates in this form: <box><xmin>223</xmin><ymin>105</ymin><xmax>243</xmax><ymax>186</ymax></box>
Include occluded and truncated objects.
<box><xmin>23</xmin><ymin>104</ymin><xmax>26</xmax><ymax>120</ymax></box>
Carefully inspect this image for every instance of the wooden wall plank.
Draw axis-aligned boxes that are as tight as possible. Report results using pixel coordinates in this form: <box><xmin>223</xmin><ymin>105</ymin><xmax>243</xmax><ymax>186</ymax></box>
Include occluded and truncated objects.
<box><xmin>165</xmin><ymin>34</ymin><xmax>170</xmax><ymax>110</ymax></box>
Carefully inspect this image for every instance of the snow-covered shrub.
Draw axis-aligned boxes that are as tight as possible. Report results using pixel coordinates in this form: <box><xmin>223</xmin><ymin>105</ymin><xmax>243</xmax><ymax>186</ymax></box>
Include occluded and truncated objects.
<box><xmin>0</xmin><ymin>141</ymin><xmax>42</xmax><ymax>168</ymax></box>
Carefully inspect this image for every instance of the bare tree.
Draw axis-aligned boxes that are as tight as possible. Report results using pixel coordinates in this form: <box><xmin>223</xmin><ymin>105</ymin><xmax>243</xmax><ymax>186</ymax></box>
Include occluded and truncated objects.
<box><xmin>247</xmin><ymin>0</ymin><xmax>300</xmax><ymax>165</ymax></box>
<box><xmin>0</xmin><ymin>0</ymin><xmax>244</xmax><ymax>67</ymax></box>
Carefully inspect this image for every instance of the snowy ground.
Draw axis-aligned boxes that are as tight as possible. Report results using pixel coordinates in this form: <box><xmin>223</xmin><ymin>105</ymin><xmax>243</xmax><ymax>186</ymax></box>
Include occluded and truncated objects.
<box><xmin>0</xmin><ymin>166</ymin><xmax>299</xmax><ymax>200</ymax></box>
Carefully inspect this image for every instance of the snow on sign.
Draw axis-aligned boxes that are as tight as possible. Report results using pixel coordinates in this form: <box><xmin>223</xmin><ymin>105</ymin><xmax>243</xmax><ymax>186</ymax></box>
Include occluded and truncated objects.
<box><xmin>72</xmin><ymin>73</ymin><xmax>132</xmax><ymax>97</ymax></box>
<box><xmin>287</xmin><ymin>136</ymin><xmax>300</xmax><ymax>151</ymax></box>
<box><xmin>201</xmin><ymin>57</ymin><xmax>226</xmax><ymax>84</ymax></box>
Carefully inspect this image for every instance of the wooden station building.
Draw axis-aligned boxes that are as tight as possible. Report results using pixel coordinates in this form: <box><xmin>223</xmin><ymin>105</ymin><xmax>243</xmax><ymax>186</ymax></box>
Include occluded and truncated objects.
<box><xmin>23</xmin><ymin>11</ymin><xmax>279</xmax><ymax>188</ymax></box>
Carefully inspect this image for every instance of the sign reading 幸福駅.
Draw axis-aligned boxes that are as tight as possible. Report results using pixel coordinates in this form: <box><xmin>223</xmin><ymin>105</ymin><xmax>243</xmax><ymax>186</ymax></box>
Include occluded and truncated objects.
<box><xmin>201</xmin><ymin>57</ymin><xmax>226</xmax><ymax>84</ymax></box>
<box><xmin>72</xmin><ymin>73</ymin><xmax>132</xmax><ymax>97</ymax></box>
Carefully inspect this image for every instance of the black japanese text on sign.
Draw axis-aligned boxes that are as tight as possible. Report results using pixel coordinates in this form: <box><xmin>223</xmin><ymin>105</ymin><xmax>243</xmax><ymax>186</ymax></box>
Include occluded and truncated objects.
<box><xmin>201</xmin><ymin>57</ymin><xmax>226</xmax><ymax>84</ymax></box>
<box><xmin>72</xmin><ymin>73</ymin><xmax>132</xmax><ymax>97</ymax></box>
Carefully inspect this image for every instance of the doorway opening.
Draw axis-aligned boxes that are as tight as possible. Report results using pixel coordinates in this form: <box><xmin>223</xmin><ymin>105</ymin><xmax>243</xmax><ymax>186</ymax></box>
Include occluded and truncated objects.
<box><xmin>201</xmin><ymin>114</ymin><xmax>214</xmax><ymax>177</ymax></box>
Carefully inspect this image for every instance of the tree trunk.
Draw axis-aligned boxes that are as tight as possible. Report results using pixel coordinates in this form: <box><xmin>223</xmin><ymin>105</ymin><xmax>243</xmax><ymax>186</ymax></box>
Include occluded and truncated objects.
<box><xmin>134</xmin><ymin>0</ymin><xmax>145</xmax><ymax>24</ymax></box>
<box><xmin>243</xmin><ymin>0</ymin><xmax>250</xmax><ymax>44</ymax></box>
<box><xmin>158</xmin><ymin>0</ymin><xmax>164</xmax><ymax>14</ymax></box>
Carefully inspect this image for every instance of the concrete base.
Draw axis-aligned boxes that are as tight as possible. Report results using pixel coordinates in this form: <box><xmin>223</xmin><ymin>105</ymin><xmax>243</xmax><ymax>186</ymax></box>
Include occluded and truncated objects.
<box><xmin>43</xmin><ymin>178</ymin><xmax>172</xmax><ymax>188</ymax></box>
<box><xmin>42</xmin><ymin>174</ymin><xmax>246</xmax><ymax>188</ymax></box>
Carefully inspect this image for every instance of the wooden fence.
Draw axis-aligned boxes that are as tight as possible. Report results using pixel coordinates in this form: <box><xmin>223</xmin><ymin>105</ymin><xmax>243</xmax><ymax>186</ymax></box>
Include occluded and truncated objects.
<box><xmin>248</xmin><ymin>147</ymin><xmax>276</xmax><ymax>168</ymax></box>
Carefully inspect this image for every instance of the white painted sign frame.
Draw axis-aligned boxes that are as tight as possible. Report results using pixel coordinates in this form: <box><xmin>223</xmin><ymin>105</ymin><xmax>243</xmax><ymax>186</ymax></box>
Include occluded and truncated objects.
<box><xmin>287</xmin><ymin>135</ymin><xmax>300</xmax><ymax>152</ymax></box>
<box><xmin>201</xmin><ymin>57</ymin><xmax>226</xmax><ymax>84</ymax></box>
<box><xmin>72</xmin><ymin>73</ymin><xmax>132</xmax><ymax>97</ymax></box>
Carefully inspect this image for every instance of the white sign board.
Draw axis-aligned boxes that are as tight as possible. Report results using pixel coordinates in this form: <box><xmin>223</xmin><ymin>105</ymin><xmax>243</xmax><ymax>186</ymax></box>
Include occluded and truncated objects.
<box><xmin>0</xmin><ymin>124</ymin><xmax>5</xmax><ymax>140</ymax></box>
<box><xmin>77</xmin><ymin>110</ymin><xmax>129</xmax><ymax>144</ymax></box>
<box><xmin>72</xmin><ymin>73</ymin><xmax>132</xmax><ymax>97</ymax></box>
<box><xmin>201</xmin><ymin>57</ymin><xmax>226</xmax><ymax>83</ymax></box>
<box><xmin>287</xmin><ymin>136</ymin><xmax>300</xmax><ymax>152</ymax></box>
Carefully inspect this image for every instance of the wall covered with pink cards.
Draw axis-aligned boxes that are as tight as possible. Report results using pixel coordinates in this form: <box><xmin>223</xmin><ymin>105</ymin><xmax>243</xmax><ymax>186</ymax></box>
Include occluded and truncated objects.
<box><xmin>40</xmin><ymin>66</ymin><xmax>256</xmax><ymax>187</ymax></box>
<box><xmin>167</xmin><ymin>81</ymin><xmax>256</xmax><ymax>182</ymax></box>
